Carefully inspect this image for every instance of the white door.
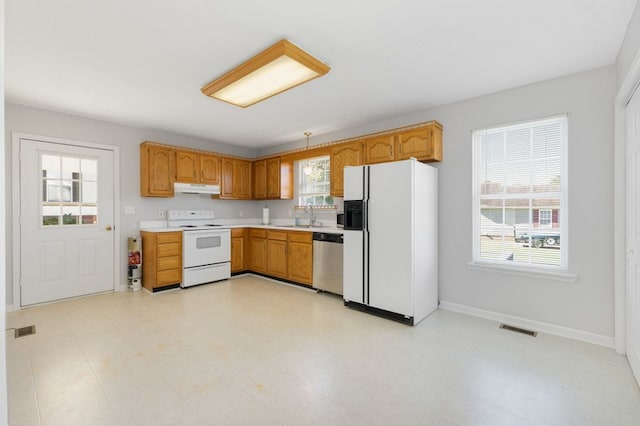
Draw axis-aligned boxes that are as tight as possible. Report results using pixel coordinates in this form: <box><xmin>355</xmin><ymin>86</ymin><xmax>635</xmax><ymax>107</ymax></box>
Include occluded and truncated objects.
<box><xmin>626</xmin><ymin>91</ymin><xmax>640</xmax><ymax>383</ymax></box>
<box><xmin>19</xmin><ymin>139</ymin><xmax>115</xmax><ymax>306</ymax></box>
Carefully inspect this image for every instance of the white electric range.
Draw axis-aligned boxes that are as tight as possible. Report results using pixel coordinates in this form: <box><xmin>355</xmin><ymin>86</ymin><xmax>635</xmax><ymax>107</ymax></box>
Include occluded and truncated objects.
<box><xmin>167</xmin><ymin>210</ymin><xmax>231</xmax><ymax>288</ymax></box>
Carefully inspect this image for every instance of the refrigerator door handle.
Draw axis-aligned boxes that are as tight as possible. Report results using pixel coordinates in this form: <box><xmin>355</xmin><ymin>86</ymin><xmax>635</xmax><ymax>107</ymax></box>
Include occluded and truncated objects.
<box><xmin>362</xmin><ymin>200</ymin><xmax>367</xmax><ymax>232</ymax></box>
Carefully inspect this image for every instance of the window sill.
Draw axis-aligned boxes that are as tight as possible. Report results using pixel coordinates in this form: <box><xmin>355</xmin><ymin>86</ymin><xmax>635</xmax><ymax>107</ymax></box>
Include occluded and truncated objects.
<box><xmin>467</xmin><ymin>261</ymin><xmax>578</xmax><ymax>282</ymax></box>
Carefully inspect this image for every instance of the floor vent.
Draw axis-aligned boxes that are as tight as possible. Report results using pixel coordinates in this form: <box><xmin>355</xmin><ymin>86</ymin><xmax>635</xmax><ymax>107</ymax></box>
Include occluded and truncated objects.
<box><xmin>14</xmin><ymin>325</ymin><xmax>36</xmax><ymax>338</ymax></box>
<box><xmin>499</xmin><ymin>324</ymin><xmax>537</xmax><ymax>337</ymax></box>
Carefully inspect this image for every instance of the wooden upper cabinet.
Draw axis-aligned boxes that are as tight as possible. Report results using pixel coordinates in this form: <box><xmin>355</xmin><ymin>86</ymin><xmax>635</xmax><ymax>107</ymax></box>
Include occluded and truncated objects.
<box><xmin>175</xmin><ymin>150</ymin><xmax>199</xmax><ymax>183</ymax></box>
<box><xmin>200</xmin><ymin>154</ymin><xmax>221</xmax><ymax>184</ymax></box>
<box><xmin>221</xmin><ymin>158</ymin><xmax>252</xmax><ymax>199</ymax></box>
<box><xmin>140</xmin><ymin>143</ymin><xmax>174</xmax><ymax>197</ymax></box>
<box><xmin>220</xmin><ymin>157</ymin><xmax>235</xmax><ymax>198</ymax></box>
<box><xmin>253</xmin><ymin>159</ymin><xmax>267</xmax><ymax>199</ymax></box>
<box><xmin>330</xmin><ymin>141</ymin><xmax>363</xmax><ymax>197</ymax></box>
<box><xmin>141</xmin><ymin>121</ymin><xmax>441</xmax><ymax>198</ymax></box>
<box><xmin>176</xmin><ymin>150</ymin><xmax>220</xmax><ymax>184</ymax></box>
<box><xmin>395</xmin><ymin>125</ymin><xmax>443</xmax><ymax>162</ymax></box>
<box><xmin>364</xmin><ymin>135</ymin><xmax>396</xmax><ymax>164</ymax></box>
<box><xmin>253</xmin><ymin>157</ymin><xmax>293</xmax><ymax>200</ymax></box>
<box><xmin>363</xmin><ymin>123</ymin><xmax>443</xmax><ymax>165</ymax></box>
<box><xmin>266</xmin><ymin>157</ymin><xmax>281</xmax><ymax>198</ymax></box>
<box><xmin>236</xmin><ymin>160</ymin><xmax>252</xmax><ymax>199</ymax></box>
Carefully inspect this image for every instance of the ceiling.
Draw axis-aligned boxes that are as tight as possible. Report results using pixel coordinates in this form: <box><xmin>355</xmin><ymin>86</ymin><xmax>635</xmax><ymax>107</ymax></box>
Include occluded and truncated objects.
<box><xmin>5</xmin><ymin>0</ymin><xmax>638</xmax><ymax>148</ymax></box>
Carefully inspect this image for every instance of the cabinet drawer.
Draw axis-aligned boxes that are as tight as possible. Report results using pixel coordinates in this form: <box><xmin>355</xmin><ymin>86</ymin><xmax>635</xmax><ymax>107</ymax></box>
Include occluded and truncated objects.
<box><xmin>249</xmin><ymin>229</ymin><xmax>267</xmax><ymax>238</ymax></box>
<box><xmin>157</xmin><ymin>232</ymin><xmax>181</xmax><ymax>244</ymax></box>
<box><xmin>157</xmin><ymin>269</ymin><xmax>181</xmax><ymax>285</ymax></box>
<box><xmin>288</xmin><ymin>231</ymin><xmax>312</xmax><ymax>243</ymax></box>
<box><xmin>157</xmin><ymin>256</ymin><xmax>181</xmax><ymax>271</ymax></box>
<box><xmin>231</xmin><ymin>228</ymin><xmax>246</xmax><ymax>237</ymax></box>
<box><xmin>157</xmin><ymin>242</ymin><xmax>181</xmax><ymax>257</ymax></box>
<box><xmin>267</xmin><ymin>230</ymin><xmax>288</xmax><ymax>241</ymax></box>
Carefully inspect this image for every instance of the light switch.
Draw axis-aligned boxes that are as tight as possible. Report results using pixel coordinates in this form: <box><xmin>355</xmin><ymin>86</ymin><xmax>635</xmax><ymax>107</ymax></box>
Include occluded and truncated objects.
<box><xmin>124</xmin><ymin>206</ymin><xmax>135</xmax><ymax>215</ymax></box>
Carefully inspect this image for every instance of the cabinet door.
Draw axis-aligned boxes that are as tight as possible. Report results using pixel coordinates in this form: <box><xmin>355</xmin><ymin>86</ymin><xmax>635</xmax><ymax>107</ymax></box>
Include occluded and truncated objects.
<box><xmin>231</xmin><ymin>235</ymin><xmax>245</xmax><ymax>273</ymax></box>
<box><xmin>237</xmin><ymin>160</ymin><xmax>252</xmax><ymax>199</ymax></box>
<box><xmin>364</xmin><ymin>135</ymin><xmax>395</xmax><ymax>164</ymax></box>
<box><xmin>266</xmin><ymin>157</ymin><xmax>281</xmax><ymax>198</ymax></box>
<box><xmin>267</xmin><ymin>239</ymin><xmax>288</xmax><ymax>278</ymax></box>
<box><xmin>253</xmin><ymin>159</ymin><xmax>267</xmax><ymax>199</ymax></box>
<box><xmin>141</xmin><ymin>144</ymin><xmax>174</xmax><ymax>197</ymax></box>
<box><xmin>220</xmin><ymin>158</ymin><xmax>235</xmax><ymax>198</ymax></box>
<box><xmin>288</xmin><ymin>241</ymin><xmax>313</xmax><ymax>285</ymax></box>
<box><xmin>330</xmin><ymin>142</ymin><xmax>363</xmax><ymax>197</ymax></box>
<box><xmin>200</xmin><ymin>154</ymin><xmax>221</xmax><ymax>184</ymax></box>
<box><xmin>250</xmin><ymin>236</ymin><xmax>267</xmax><ymax>274</ymax></box>
<box><xmin>395</xmin><ymin>128</ymin><xmax>437</xmax><ymax>161</ymax></box>
<box><xmin>175</xmin><ymin>150</ymin><xmax>200</xmax><ymax>183</ymax></box>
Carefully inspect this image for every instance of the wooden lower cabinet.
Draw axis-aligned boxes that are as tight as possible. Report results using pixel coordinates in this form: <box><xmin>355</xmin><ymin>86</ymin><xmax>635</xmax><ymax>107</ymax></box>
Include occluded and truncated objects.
<box><xmin>249</xmin><ymin>229</ymin><xmax>268</xmax><ymax>274</ymax></box>
<box><xmin>287</xmin><ymin>232</ymin><xmax>313</xmax><ymax>285</ymax></box>
<box><xmin>239</xmin><ymin>228</ymin><xmax>314</xmax><ymax>286</ymax></box>
<box><xmin>140</xmin><ymin>231</ymin><xmax>182</xmax><ymax>291</ymax></box>
<box><xmin>267</xmin><ymin>238</ymin><xmax>288</xmax><ymax>278</ymax></box>
<box><xmin>231</xmin><ymin>228</ymin><xmax>248</xmax><ymax>273</ymax></box>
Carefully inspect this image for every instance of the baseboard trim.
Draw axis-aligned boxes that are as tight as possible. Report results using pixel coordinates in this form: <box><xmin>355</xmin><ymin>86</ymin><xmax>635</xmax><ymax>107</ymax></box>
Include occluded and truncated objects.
<box><xmin>438</xmin><ymin>301</ymin><xmax>615</xmax><ymax>348</ymax></box>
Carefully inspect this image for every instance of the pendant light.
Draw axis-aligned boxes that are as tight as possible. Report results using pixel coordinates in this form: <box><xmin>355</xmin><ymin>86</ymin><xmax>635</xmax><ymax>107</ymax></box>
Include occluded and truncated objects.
<box><xmin>303</xmin><ymin>132</ymin><xmax>313</xmax><ymax>176</ymax></box>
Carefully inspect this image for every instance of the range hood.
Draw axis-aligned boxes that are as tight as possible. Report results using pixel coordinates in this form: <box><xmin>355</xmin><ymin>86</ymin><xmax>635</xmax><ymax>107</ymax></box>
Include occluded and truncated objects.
<box><xmin>174</xmin><ymin>182</ymin><xmax>220</xmax><ymax>195</ymax></box>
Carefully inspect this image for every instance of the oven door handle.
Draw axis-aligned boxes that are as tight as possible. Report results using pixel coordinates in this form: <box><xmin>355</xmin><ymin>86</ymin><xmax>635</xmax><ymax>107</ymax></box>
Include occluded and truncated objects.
<box><xmin>184</xmin><ymin>263</ymin><xmax>227</xmax><ymax>270</ymax></box>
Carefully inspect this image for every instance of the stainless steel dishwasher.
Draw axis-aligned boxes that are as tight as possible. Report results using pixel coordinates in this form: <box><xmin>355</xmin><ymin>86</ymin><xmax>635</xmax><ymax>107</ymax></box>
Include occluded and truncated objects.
<box><xmin>312</xmin><ymin>232</ymin><xmax>343</xmax><ymax>295</ymax></box>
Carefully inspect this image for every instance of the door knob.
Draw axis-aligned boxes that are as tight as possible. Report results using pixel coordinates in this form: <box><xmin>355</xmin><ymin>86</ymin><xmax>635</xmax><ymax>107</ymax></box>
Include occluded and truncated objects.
<box><xmin>105</xmin><ymin>225</ymin><xmax>113</xmax><ymax>231</ymax></box>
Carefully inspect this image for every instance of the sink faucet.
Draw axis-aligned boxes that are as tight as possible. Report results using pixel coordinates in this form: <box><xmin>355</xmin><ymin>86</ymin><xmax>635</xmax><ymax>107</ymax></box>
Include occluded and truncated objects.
<box><xmin>305</xmin><ymin>203</ymin><xmax>316</xmax><ymax>227</ymax></box>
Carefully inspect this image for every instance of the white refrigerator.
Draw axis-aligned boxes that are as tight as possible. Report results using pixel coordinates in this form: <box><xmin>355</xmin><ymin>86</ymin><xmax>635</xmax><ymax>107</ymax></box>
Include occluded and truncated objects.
<box><xmin>343</xmin><ymin>159</ymin><xmax>438</xmax><ymax>325</ymax></box>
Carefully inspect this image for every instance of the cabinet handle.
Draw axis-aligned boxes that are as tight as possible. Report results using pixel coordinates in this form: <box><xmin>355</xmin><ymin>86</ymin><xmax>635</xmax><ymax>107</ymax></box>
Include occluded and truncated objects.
<box><xmin>399</xmin><ymin>144</ymin><xmax>402</xmax><ymax>155</ymax></box>
<box><xmin>389</xmin><ymin>145</ymin><xmax>393</xmax><ymax>156</ymax></box>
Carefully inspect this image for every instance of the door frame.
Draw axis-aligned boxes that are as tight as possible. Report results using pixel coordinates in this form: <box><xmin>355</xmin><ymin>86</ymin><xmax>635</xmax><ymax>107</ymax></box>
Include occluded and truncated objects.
<box><xmin>615</xmin><ymin>50</ymin><xmax>640</xmax><ymax>354</ymax></box>
<box><xmin>11</xmin><ymin>132</ymin><xmax>121</xmax><ymax>309</ymax></box>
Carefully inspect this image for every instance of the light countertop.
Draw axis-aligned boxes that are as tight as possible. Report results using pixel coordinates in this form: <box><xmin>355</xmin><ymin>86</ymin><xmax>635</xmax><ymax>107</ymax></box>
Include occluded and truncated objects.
<box><xmin>139</xmin><ymin>223</ymin><xmax>344</xmax><ymax>234</ymax></box>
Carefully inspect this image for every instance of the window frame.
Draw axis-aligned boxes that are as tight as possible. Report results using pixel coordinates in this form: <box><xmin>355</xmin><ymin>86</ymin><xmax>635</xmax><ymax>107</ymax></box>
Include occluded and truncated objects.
<box><xmin>470</xmin><ymin>114</ymin><xmax>572</xmax><ymax>278</ymax></box>
<box><xmin>538</xmin><ymin>208</ymin><xmax>552</xmax><ymax>228</ymax></box>
<box><xmin>295</xmin><ymin>155</ymin><xmax>332</xmax><ymax>207</ymax></box>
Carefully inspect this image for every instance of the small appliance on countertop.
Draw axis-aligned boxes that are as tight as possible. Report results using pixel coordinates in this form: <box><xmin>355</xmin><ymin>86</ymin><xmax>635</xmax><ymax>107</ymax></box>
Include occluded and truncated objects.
<box><xmin>336</xmin><ymin>212</ymin><xmax>344</xmax><ymax>228</ymax></box>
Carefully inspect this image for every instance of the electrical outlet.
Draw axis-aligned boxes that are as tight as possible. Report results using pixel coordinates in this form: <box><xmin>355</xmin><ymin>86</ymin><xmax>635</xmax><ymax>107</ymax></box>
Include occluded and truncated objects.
<box><xmin>124</xmin><ymin>206</ymin><xmax>135</xmax><ymax>215</ymax></box>
<box><xmin>158</xmin><ymin>210</ymin><xmax>165</xmax><ymax>219</ymax></box>
<box><xmin>239</xmin><ymin>210</ymin><xmax>244</xmax><ymax>217</ymax></box>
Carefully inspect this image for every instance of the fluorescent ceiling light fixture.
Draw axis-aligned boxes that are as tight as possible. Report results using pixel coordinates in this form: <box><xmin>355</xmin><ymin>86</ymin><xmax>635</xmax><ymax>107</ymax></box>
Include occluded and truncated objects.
<box><xmin>201</xmin><ymin>39</ymin><xmax>331</xmax><ymax>108</ymax></box>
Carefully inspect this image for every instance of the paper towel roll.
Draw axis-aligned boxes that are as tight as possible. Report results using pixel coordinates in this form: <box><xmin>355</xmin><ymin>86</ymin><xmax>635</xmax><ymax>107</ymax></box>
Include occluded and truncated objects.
<box><xmin>262</xmin><ymin>206</ymin><xmax>270</xmax><ymax>224</ymax></box>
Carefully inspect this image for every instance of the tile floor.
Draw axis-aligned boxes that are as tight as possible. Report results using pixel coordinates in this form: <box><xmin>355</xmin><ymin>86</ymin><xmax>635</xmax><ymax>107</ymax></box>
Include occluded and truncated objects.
<box><xmin>6</xmin><ymin>275</ymin><xmax>640</xmax><ymax>425</ymax></box>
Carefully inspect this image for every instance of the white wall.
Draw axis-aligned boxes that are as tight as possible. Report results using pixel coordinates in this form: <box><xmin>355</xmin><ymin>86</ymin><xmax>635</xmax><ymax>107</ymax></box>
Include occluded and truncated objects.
<box><xmin>4</xmin><ymin>104</ymin><xmax>261</xmax><ymax>304</ymax></box>
<box><xmin>264</xmin><ymin>66</ymin><xmax>618</xmax><ymax>338</ymax></box>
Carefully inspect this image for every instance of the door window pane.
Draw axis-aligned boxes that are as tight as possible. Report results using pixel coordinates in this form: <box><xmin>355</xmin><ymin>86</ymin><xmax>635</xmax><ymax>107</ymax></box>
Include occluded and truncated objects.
<box><xmin>41</xmin><ymin>153</ymin><xmax>99</xmax><ymax>226</ymax></box>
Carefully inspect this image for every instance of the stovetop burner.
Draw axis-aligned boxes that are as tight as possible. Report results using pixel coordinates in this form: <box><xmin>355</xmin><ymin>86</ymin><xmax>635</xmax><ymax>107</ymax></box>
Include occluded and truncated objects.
<box><xmin>166</xmin><ymin>210</ymin><xmax>228</xmax><ymax>230</ymax></box>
